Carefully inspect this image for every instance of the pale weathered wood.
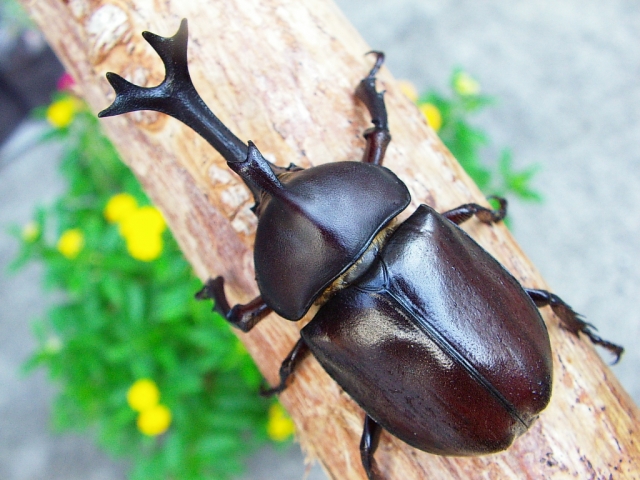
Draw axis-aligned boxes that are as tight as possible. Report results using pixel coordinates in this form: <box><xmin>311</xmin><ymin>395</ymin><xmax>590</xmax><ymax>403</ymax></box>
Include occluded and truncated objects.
<box><xmin>20</xmin><ymin>0</ymin><xmax>640</xmax><ymax>478</ymax></box>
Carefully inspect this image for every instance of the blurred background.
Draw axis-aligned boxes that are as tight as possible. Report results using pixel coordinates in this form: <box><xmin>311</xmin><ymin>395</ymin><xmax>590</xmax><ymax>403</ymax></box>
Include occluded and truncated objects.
<box><xmin>1</xmin><ymin>0</ymin><xmax>638</xmax><ymax>478</ymax></box>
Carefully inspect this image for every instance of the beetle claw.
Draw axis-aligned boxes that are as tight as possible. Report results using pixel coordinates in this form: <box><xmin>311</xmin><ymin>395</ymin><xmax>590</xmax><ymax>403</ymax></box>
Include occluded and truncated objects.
<box><xmin>195</xmin><ymin>277</ymin><xmax>231</xmax><ymax>315</ymax></box>
<box><xmin>581</xmin><ymin>329</ymin><xmax>624</xmax><ymax>365</ymax></box>
<box><xmin>364</xmin><ymin>51</ymin><xmax>385</xmax><ymax>78</ymax></box>
<box><xmin>486</xmin><ymin>196</ymin><xmax>508</xmax><ymax>222</ymax></box>
<box><xmin>259</xmin><ymin>382</ymin><xmax>285</xmax><ymax>397</ymax></box>
<box><xmin>196</xmin><ymin>277</ymin><xmax>271</xmax><ymax>332</ymax></box>
<box><xmin>442</xmin><ymin>197</ymin><xmax>508</xmax><ymax>225</ymax></box>
<box><xmin>260</xmin><ymin>338</ymin><xmax>310</xmax><ymax>397</ymax></box>
<box><xmin>356</xmin><ymin>51</ymin><xmax>390</xmax><ymax>166</ymax></box>
<box><xmin>526</xmin><ymin>288</ymin><xmax>624</xmax><ymax>363</ymax></box>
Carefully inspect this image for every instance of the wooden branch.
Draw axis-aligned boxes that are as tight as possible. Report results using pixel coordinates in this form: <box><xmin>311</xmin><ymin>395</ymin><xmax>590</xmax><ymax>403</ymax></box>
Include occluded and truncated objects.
<box><xmin>21</xmin><ymin>0</ymin><xmax>640</xmax><ymax>478</ymax></box>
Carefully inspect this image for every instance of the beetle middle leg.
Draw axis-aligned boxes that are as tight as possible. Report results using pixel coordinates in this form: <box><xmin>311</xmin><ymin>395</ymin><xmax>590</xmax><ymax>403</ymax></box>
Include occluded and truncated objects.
<box><xmin>259</xmin><ymin>338</ymin><xmax>311</xmax><ymax>396</ymax></box>
<box><xmin>355</xmin><ymin>52</ymin><xmax>391</xmax><ymax>166</ymax></box>
<box><xmin>442</xmin><ymin>196</ymin><xmax>507</xmax><ymax>225</ymax></box>
<box><xmin>360</xmin><ymin>415</ymin><xmax>383</xmax><ymax>480</ymax></box>
<box><xmin>195</xmin><ymin>277</ymin><xmax>272</xmax><ymax>332</ymax></box>
<box><xmin>526</xmin><ymin>288</ymin><xmax>623</xmax><ymax>363</ymax></box>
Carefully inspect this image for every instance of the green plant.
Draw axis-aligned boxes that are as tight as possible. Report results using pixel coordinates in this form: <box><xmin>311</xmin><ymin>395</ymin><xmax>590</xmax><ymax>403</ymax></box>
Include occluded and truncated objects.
<box><xmin>408</xmin><ymin>69</ymin><xmax>542</xmax><ymax>202</ymax></box>
<box><xmin>11</xmin><ymin>90</ymin><xmax>295</xmax><ymax>480</ymax></box>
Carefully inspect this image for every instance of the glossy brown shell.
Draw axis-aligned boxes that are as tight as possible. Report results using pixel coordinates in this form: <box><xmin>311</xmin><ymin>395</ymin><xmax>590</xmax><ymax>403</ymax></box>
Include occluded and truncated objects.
<box><xmin>301</xmin><ymin>205</ymin><xmax>553</xmax><ymax>455</ymax></box>
<box><xmin>254</xmin><ymin>162</ymin><xmax>410</xmax><ymax>320</ymax></box>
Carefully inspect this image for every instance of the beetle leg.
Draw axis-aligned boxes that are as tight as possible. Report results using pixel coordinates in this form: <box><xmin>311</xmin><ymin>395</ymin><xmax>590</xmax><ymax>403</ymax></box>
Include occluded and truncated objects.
<box><xmin>195</xmin><ymin>277</ymin><xmax>272</xmax><ymax>332</ymax></box>
<box><xmin>442</xmin><ymin>196</ymin><xmax>507</xmax><ymax>225</ymax></box>
<box><xmin>355</xmin><ymin>52</ymin><xmax>391</xmax><ymax>166</ymax></box>
<box><xmin>260</xmin><ymin>338</ymin><xmax>310</xmax><ymax>397</ymax></box>
<box><xmin>526</xmin><ymin>288</ymin><xmax>624</xmax><ymax>364</ymax></box>
<box><xmin>360</xmin><ymin>415</ymin><xmax>383</xmax><ymax>480</ymax></box>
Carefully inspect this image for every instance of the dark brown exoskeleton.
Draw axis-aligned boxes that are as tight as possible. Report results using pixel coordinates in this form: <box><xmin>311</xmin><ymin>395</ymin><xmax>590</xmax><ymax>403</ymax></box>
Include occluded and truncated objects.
<box><xmin>99</xmin><ymin>20</ymin><xmax>623</xmax><ymax>480</ymax></box>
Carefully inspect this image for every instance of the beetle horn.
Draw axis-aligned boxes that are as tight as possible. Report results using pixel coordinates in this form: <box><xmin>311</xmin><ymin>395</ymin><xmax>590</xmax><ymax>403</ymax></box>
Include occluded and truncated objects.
<box><xmin>99</xmin><ymin>18</ymin><xmax>249</xmax><ymax>165</ymax></box>
<box><xmin>99</xmin><ymin>19</ymin><xmax>289</xmax><ymax>203</ymax></box>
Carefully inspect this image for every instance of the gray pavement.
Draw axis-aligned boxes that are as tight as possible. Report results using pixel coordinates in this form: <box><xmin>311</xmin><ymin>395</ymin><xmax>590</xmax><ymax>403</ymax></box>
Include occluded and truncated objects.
<box><xmin>0</xmin><ymin>122</ymin><xmax>128</xmax><ymax>478</ymax></box>
<box><xmin>1</xmin><ymin>1</ymin><xmax>639</xmax><ymax>478</ymax></box>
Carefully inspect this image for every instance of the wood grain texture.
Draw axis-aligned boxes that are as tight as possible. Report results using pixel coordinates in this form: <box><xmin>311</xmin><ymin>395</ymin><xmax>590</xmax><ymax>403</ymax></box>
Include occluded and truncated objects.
<box><xmin>20</xmin><ymin>0</ymin><xmax>640</xmax><ymax>478</ymax></box>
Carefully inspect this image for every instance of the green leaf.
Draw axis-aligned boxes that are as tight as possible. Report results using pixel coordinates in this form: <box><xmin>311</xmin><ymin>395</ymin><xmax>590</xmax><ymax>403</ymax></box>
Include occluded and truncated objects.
<box><xmin>418</xmin><ymin>70</ymin><xmax>543</xmax><ymax>206</ymax></box>
<box><xmin>125</xmin><ymin>282</ymin><xmax>146</xmax><ymax>324</ymax></box>
<box><xmin>100</xmin><ymin>273</ymin><xmax>125</xmax><ymax>310</ymax></box>
<box><xmin>197</xmin><ymin>434</ymin><xmax>242</xmax><ymax>457</ymax></box>
<box><xmin>152</xmin><ymin>285</ymin><xmax>192</xmax><ymax>322</ymax></box>
<box><xmin>497</xmin><ymin>149</ymin><xmax>542</xmax><ymax>202</ymax></box>
<box><xmin>164</xmin><ymin>432</ymin><xmax>184</xmax><ymax>471</ymax></box>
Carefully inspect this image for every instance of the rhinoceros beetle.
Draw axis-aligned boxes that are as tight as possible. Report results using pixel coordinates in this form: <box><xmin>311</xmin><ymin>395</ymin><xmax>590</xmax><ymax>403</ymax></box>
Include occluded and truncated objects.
<box><xmin>99</xmin><ymin>19</ymin><xmax>623</xmax><ymax>480</ymax></box>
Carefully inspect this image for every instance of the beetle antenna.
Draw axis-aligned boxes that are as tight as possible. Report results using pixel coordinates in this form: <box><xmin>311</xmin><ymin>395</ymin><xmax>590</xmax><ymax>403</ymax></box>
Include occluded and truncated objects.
<box><xmin>99</xmin><ymin>19</ymin><xmax>248</xmax><ymax>165</ymax></box>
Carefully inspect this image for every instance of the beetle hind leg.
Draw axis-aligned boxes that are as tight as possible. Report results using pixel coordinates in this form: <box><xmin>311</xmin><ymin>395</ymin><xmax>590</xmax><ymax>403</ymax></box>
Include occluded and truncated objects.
<box><xmin>195</xmin><ymin>277</ymin><xmax>272</xmax><ymax>332</ymax></box>
<box><xmin>260</xmin><ymin>338</ymin><xmax>310</xmax><ymax>397</ymax></box>
<box><xmin>442</xmin><ymin>196</ymin><xmax>507</xmax><ymax>225</ymax></box>
<box><xmin>355</xmin><ymin>52</ymin><xmax>391</xmax><ymax>166</ymax></box>
<box><xmin>360</xmin><ymin>415</ymin><xmax>383</xmax><ymax>480</ymax></box>
<box><xmin>526</xmin><ymin>288</ymin><xmax>624</xmax><ymax>363</ymax></box>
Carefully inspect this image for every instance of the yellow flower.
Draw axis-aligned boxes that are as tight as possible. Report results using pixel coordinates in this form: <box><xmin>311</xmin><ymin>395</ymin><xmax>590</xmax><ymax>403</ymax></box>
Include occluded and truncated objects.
<box><xmin>127</xmin><ymin>379</ymin><xmax>171</xmax><ymax>436</ymax></box>
<box><xmin>104</xmin><ymin>193</ymin><xmax>138</xmax><ymax>223</ymax></box>
<box><xmin>125</xmin><ymin>231</ymin><xmax>164</xmax><ymax>262</ymax></box>
<box><xmin>22</xmin><ymin>221</ymin><xmax>40</xmax><ymax>242</ymax></box>
<box><xmin>104</xmin><ymin>196</ymin><xmax>166</xmax><ymax>261</ymax></box>
<box><xmin>119</xmin><ymin>205</ymin><xmax>166</xmax><ymax>238</ymax></box>
<box><xmin>397</xmin><ymin>80</ymin><xmax>418</xmax><ymax>103</ymax></box>
<box><xmin>127</xmin><ymin>379</ymin><xmax>160</xmax><ymax>412</ymax></box>
<box><xmin>419</xmin><ymin>103</ymin><xmax>443</xmax><ymax>131</ymax></box>
<box><xmin>46</xmin><ymin>96</ymin><xmax>77</xmax><ymax>128</ymax></box>
<box><xmin>57</xmin><ymin>228</ymin><xmax>84</xmax><ymax>259</ymax></box>
<box><xmin>116</xmin><ymin>205</ymin><xmax>166</xmax><ymax>262</ymax></box>
<box><xmin>453</xmin><ymin>71</ymin><xmax>480</xmax><ymax>96</ymax></box>
<box><xmin>137</xmin><ymin>404</ymin><xmax>172</xmax><ymax>436</ymax></box>
<box><xmin>267</xmin><ymin>403</ymin><xmax>295</xmax><ymax>442</ymax></box>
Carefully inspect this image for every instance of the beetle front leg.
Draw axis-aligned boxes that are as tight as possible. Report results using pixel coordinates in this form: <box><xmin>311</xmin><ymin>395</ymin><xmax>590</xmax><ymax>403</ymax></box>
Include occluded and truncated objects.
<box><xmin>260</xmin><ymin>338</ymin><xmax>311</xmax><ymax>396</ymax></box>
<box><xmin>442</xmin><ymin>196</ymin><xmax>507</xmax><ymax>225</ymax></box>
<box><xmin>355</xmin><ymin>52</ymin><xmax>391</xmax><ymax>166</ymax></box>
<box><xmin>195</xmin><ymin>277</ymin><xmax>272</xmax><ymax>332</ymax></box>
<box><xmin>360</xmin><ymin>415</ymin><xmax>383</xmax><ymax>480</ymax></box>
<box><xmin>526</xmin><ymin>288</ymin><xmax>623</xmax><ymax>363</ymax></box>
